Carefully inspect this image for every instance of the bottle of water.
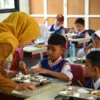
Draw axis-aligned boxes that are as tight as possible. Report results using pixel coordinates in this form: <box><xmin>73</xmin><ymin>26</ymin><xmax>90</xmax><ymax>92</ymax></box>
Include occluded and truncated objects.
<box><xmin>69</xmin><ymin>43</ymin><xmax>76</xmax><ymax>62</ymax></box>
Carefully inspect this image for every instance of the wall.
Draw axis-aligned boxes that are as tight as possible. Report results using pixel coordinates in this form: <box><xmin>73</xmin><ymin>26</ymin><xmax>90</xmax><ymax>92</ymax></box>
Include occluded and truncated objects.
<box><xmin>0</xmin><ymin>0</ymin><xmax>29</xmax><ymax>22</ymax></box>
<box><xmin>29</xmin><ymin>0</ymin><xmax>100</xmax><ymax>30</ymax></box>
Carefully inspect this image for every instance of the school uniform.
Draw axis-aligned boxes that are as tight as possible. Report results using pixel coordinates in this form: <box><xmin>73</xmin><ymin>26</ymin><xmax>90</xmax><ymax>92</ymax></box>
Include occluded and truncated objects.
<box><xmin>31</xmin><ymin>56</ymin><xmax>73</xmax><ymax>80</ymax></box>
<box><xmin>72</xmin><ymin>30</ymin><xmax>90</xmax><ymax>48</ymax></box>
<box><xmin>86</xmin><ymin>78</ymin><xmax>100</xmax><ymax>90</ymax></box>
<box><xmin>77</xmin><ymin>48</ymin><xmax>100</xmax><ymax>58</ymax></box>
<box><xmin>74</xmin><ymin>30</ymin><xmax>89</xmax><ymax>38</ymax></box>
<box><xmin>48</xmin><ymin>24</ymin><xmax>65</xmax><ymax>37</ymax></box>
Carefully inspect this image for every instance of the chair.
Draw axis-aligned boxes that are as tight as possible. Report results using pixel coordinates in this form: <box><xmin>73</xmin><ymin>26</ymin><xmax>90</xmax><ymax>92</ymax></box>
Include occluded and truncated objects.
<box><xmin>65</xmin><ymin>36</ymin><xmax>69</xmax><ymax>50</ymax></box>
<box><xmin>86</xmin><ymin>29</ymin><xmax>95</xmax><ymax>36</ymax></box>
<box><xmin>70</xmin><ymin>64</ymin><xmax>85</xmax><ymax>86</ymax></box>
<box><xmin>64</xmin><ymin>28</ymin><xmax>71</xmax><ymax>33</ymax></box>
<box><xmin>86</xmin><ymin>29</ymin><xmax>95</xmax><ymax>44</ymax></box>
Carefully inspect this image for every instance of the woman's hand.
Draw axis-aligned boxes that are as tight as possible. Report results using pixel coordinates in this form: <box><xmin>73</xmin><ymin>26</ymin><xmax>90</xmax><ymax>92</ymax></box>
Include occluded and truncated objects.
<box><xmin>15</xmin><ymin>83</ymin><xmax>37</xmax><ymax>91</ymax></box>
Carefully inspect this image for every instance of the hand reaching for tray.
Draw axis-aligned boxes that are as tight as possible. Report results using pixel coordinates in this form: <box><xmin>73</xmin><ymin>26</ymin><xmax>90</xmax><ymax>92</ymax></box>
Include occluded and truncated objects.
<box><xmin>15</xmin><ymin>83</ymin><xmax>37</xmax><ymax>91</ymax></box>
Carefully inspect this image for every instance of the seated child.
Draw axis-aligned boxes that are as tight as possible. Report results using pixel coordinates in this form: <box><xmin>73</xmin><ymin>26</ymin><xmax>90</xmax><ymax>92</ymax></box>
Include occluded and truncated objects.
<box><xmin>20</xmin><ymin>33</ymin><xmax>73</xmax><ymax>82</ymax></box>
<box><xmin>72</xmin><ymin>18</ymin><xmax>89</xmax><ymax>38</ymax></box>
<box><xmin>85</xmin><ymin>51</ymin><xmax>100</xmax><ymax>90</ymax></box>
<box><xmin>72</xmin><ymin>18</ymin><xmax>90</xmax><ymax>48</ymax></box>
<box><xmin>48</xmin><ymin>14</ymin><xmax>65</xmax><ymax>37</ymax></box>
<box><xmin>77</xmin><ymin>30</ymin><xmax>100</xmax><ymax>57</ymax></box>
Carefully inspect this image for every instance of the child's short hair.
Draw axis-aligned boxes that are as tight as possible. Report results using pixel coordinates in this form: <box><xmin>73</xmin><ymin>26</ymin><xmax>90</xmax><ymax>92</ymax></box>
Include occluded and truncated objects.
<box><xmin>48</xmin><ymin>33</ymin><xmax>66</xmax><ymax>48</ymax></box>
<box><xmin>86</xmin><ymin>51</ymin><xmax>100</xmax><ymax>68</ymax></box>
<box><xmin>75</xmin><ymin>18</ymin><xmax>85</xmax><ymax>26</ymax></box>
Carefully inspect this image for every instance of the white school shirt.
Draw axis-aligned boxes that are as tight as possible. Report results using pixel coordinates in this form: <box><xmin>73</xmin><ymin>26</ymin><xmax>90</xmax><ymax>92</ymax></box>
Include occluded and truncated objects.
<box><xmin>73</xmin><ymin>30</ymin><xmax>90</xmax><ymax>38</ymax></box>
<box><xmin>94</xmin><ymin>78</ymin><xmax>100</xmax><ymax>89</ymax></box>
<box><xmin>48</xmin><ymin>24</ymin><xmax>65</xmax><ymax>37</ymax></box>
<box><xmin>31</xmin><ymin>56</ymin><xmax>73</xmax><ymax>80</ymax></box>
<box><xmin>77</xmin><ymin>48</ymin><xmax>100</xmax><ymax>58</ymax></box>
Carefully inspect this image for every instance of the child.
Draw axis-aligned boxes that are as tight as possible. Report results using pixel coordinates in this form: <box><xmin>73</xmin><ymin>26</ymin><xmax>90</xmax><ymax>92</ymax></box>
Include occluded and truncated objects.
<box><xmin>85</xmin><ymin>51</ymin><xmax>100</xmax><ymax>90</ymax></box>
<box><xmin>77</xmin><ymin>30</ymin><xmax>100</xmax><ymax>57</ymax></box>
<box><xmin>20</xmin><ymin>33</ymin><xmax>73</xmax><ymax>82</ymax></box>
<box><xmin>73</xmin><ymin>18</ymin><xmax>89</xmax><ymax>38</ymax></box>
<box><xmin>48</xmin><ymin>14</ymin><xmax>65</xmax><ymax>37</ymax></box>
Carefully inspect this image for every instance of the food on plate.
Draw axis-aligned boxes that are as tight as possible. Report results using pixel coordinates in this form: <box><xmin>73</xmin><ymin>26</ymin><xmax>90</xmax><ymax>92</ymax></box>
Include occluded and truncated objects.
<box><xmin>66</xmin><ymin>87</ymin><xmax>77</xmax><ymax>92</ymax></box>
<box><xmin>30</xmin><ymin>75</ymin><xmax>47</xmax><ymax>82</ymax></box>
<box><xmin>77</xmin><ymin>88</ymin><xmax>89</xmax><ymax>94</ymax></box>
<box><xmin>76</xmin><ymin>56</ymin><xmax>86</xmax><ymax>63</ymax></box>
<box><xmin>91</xmin><ymin>91</ymin><xmax>100</xmax><ymax>96</ymax></box>
<box><xmin>60</xmin><ymin>91</ymin><xmax>73</xmax><ymax>96</ymax></box>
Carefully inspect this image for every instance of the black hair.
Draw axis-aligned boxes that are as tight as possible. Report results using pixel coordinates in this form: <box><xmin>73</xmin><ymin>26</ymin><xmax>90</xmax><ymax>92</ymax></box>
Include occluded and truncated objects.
<box><xmin>86</xmin><ymin>51</ymin><xmax>100</xmax><ymax>68</ymax></box>
<box><xmin>48</xmin><ymin>33</ymin><xmax>66</xmax><ymax>48</ymax></box>
<box><xmin>75</xmin><ymin>18</ymin><xmax>85</xmax><ymax>26</ymax></box>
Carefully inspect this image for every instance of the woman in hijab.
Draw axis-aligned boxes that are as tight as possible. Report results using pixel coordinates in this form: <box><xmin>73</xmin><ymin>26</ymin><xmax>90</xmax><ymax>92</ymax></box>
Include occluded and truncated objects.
<box><xmin>0</xmin><ymin>12</ymin><xmax>40</xmax><ymax>95</ymax></box>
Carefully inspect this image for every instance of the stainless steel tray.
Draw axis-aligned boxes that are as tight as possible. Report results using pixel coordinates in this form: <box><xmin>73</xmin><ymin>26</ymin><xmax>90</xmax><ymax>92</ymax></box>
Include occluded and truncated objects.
<box><xmin>12</xmin><ymin>74</ymin><xmax>52</xmax><ymax>88</ymax></box>
<box><xmin>54</xmin><ymin>86</ymin><xmax>100</xmax><ymax>100</ymax></box>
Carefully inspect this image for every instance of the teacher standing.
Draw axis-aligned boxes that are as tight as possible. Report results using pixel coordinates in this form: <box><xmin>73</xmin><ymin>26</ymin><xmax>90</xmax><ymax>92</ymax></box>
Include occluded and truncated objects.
<box><xmin>0</xmin><ymin>12</ymin><xmax>40</xmax><ymax>94</ymax></box>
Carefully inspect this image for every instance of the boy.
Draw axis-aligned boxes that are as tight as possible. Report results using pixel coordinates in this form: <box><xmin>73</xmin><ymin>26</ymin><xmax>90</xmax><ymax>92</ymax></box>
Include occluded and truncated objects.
<box><xmin>48</xmin><ymin>14</ymin><xmax>65</xmax><ymax>37</ymax></box>
<box><xmin>85</xmin><ymin>51</ymin><xmax>100</xmax><ymax>90</ymax></box>
<box><xmin>77</xmin><ymin>30</ymin><xmax>100</xmax><ymax>57</ymax></box>
<box><xmin>20</xmin><ymin>33</ymin><xmax>73</xmax><ymax>82</ymax></box>
<box><xmin>73</xmin><ymin>18</ymin><xmax>89</xmax><ymax>38</ymax></box>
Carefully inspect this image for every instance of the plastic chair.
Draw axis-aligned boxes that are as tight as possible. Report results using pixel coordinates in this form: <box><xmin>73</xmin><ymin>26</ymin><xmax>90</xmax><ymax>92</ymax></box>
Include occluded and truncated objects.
<box><xmin>86</xmin><ymin>29</ymin><xmax>95</xmax><ymax>36</ymax></box>
<box><xmin>64</xmin><ymin>28</ymin><xmax>71</xmax><ymax>33</ymax></box>
<box><xmin>86</xmin><ymin>29</ymin><xmax>95</xmax><ymax>44</ymax></box>
<box><xmin>70</xmin><ymin>64</ymin><xmax>85</xmax><ymax>86</ymax></box>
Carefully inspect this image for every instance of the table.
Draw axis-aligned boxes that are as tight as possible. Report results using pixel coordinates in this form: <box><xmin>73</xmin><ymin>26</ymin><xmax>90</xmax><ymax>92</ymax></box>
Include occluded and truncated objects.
<box><xmin>26</xmin><ymin>86</ymin><xmax>100</xmax><ymax>100</ymax></box>
<box><xmin>25</xmin><ymin>84</ymin><xmax>67</xmax><ymax>100</ymax></box>
<box><xmin>64</xmin><ymin>57</ymin><xmax>85</xmax><ymax>67</ymax></box>
<box><xmin>11</xmin><ymin>78</ymin><xmax>71</xmax><ymax>99</ymax></box>
<box><xmin>68</xmin><ymin>37</ymin><xmax>91</xmax><ymax>47</ymax></box>
<box><xmin>23</xmin><ymin>44</ymin><xmax>47</xmax><ymax>60</ymax></box>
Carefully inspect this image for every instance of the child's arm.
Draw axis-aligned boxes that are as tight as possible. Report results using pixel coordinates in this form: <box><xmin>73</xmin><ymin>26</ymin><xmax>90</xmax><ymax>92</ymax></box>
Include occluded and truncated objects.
<box><xmin>33</xmin><ymin>63</ymin><xmax>73</xmax><ymax>82</ymax></box>
<box><xmin>61</xmin><ymin>29</ymin><xmax>66</xmax><ymax>37</ymax></box>
<box><xmin>33</xmin><ymin>67</ymin><xmax>68</xmax><ymax>81</ymax></box>
<box><xmin>84</xmin><ymin>43</ymin><xmax>95</xmax><ymax>53</ymax></box>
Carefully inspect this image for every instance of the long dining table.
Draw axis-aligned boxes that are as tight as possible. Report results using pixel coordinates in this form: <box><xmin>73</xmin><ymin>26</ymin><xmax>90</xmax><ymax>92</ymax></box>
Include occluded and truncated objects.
<box><xmin>23</xmin><ymin>44</ymin><xmax>47</xmax><ymax>60</ymax></box>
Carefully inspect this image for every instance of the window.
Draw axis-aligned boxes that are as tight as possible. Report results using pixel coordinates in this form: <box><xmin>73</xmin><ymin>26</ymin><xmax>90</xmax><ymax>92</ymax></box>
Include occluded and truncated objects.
<box><xmin>0</xmin><ymin>0</ymin><xmax>19</xmax><ymax>13</ymax></box>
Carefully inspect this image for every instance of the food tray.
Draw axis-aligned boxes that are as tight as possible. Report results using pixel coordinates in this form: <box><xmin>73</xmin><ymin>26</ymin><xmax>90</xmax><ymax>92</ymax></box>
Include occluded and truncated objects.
<box><xmin>54</xmin><ymin>86</ymin><xmax>100</xmax><ymax>100</ymax></box>
<box><xmin>12</xmin><ymin>74</ymin><xmax>52</xmax><ymax>88</ymax></box>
